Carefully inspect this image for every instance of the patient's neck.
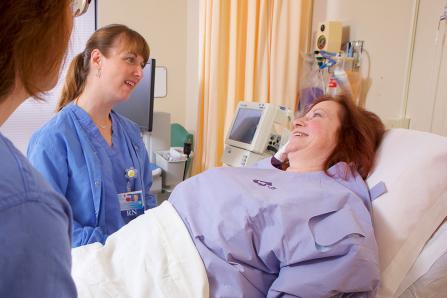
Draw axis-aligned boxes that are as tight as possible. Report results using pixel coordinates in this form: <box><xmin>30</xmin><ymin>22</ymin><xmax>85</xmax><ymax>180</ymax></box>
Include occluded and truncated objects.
<box><xmin>286</xmin><ymin>153</ymin><xmax>325</xmax><ymax>173</ymax></box>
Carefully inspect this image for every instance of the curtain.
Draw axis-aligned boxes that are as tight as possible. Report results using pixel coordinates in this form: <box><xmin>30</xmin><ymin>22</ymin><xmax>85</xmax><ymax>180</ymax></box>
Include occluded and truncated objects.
<box><xmin>193</xmin><ymin>0</ymin><xmax>312</xmax><ymax>174</ymax></box>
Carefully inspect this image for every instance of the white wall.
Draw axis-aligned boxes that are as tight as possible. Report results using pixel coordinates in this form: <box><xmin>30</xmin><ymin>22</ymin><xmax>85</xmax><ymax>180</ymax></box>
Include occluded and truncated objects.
<box><xmin>312</xmin><ymin>0</ymin><xmax>418</xmax><ymax>125</ymax></box>
<box><xmin>98</xmin><ymin>0</ymin><xmax>197</xmax><ymax>130</ymax></box>
<box><xmin>406</xmin><ymin>0</ymin><xmax>447</xmax><ymax>135</ymax></box>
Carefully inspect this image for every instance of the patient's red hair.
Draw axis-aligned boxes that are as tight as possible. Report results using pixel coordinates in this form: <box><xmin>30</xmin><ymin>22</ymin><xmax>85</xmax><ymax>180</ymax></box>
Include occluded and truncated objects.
<box><xmin>305</xmin><ymin>95</ymin><xmax>385</xmax><ymax>179</ymax></box>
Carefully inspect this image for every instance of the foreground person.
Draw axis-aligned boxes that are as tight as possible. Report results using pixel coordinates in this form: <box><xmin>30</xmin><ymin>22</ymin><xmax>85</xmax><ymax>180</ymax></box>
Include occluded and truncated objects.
<box><xmin>0</xmin><ymin>0</ymin><xmax>92</xmax><ymax>296</ymax></box>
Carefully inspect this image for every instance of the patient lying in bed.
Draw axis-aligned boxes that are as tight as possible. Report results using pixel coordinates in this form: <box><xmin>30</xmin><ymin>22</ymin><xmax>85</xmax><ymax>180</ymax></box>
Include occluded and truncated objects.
<box><xmin>72</xmin><ymin>95</ymin><xmax>385</xmax><ymax>297</ymax></box>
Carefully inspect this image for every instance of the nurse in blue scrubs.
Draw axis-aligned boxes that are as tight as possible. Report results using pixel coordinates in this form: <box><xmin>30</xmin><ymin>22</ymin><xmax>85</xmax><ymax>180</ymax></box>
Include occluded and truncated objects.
<box><xmin>28</xmin><ymin>24</ymin><xmax>155</xmax><ymax>247</ymax></box>
<box><xmin>0</xmin><ymin>0</ymin><xmax>92</xmax><ymax>296</ymax></box>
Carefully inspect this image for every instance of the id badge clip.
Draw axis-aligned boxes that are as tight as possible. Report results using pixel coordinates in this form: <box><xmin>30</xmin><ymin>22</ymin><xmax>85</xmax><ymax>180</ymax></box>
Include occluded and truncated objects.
<box><xmin>119</xmin><ymin>166</ymin><xmax>144</xmax><ymax>223</ymax></box>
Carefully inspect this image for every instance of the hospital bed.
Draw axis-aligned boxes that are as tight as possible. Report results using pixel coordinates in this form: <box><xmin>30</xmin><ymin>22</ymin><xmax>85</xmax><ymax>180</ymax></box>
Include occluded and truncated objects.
<box><xmin>368</xmin><ymin>129</ymin><xmax>447</xmax><ymax>297</ymax></box>
<box><xmin>72</xmin><ymin>128</ymin><xmax>447</xmax><ymax>298</ymax></box>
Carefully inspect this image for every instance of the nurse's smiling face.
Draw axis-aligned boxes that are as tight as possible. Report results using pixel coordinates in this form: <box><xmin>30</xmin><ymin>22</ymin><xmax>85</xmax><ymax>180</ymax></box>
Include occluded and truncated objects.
<box><xmin>93</xmin><ymin>36</ymin><xmax>145</xmax><ymax>105</ymax></box>
<box><xmin>285</xmin><ymin>100</ymin><xmax>343</xmax><ymax>169</ymax></box>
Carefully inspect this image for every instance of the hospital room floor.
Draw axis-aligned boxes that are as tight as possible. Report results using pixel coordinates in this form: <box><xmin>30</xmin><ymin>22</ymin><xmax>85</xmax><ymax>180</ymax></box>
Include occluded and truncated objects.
<box><xmin>156</xmin><ymin>191</ymin><xmax>171</xmax><ymax>206</ymax></box>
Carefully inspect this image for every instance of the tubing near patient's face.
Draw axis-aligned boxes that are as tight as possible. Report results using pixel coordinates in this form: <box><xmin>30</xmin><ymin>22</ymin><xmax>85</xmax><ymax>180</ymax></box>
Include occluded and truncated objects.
<box><xmin>286</xmin><ymin>100</ymin><xmax>342</xmax><ymax>168</ymax></box>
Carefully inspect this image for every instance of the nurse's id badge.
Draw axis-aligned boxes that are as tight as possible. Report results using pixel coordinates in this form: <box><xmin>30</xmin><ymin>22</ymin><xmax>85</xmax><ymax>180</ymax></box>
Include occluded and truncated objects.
<box><xmin>118</xmin><ymin>190</ymin><xmax>145</xmax><ymax>223</ymax></box>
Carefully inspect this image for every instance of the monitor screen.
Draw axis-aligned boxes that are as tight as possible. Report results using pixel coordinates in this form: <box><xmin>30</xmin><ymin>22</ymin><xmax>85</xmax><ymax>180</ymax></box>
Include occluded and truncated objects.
<box><xmin>113</xmin><ymin>59</ymin><xmax>156</xmax><ymax>132</ymax></box>
<box><xmin>228</xmin><ymin>108</ymin><xmax>263</xmax><ymax>144</ymax></box>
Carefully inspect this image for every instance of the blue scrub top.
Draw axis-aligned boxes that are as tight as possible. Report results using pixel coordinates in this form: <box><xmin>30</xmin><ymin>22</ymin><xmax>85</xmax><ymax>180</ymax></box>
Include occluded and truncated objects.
<box><xmin>28</xmin><ymin>103</ymin><xmax>154</xmax><ymax>247</ymax></box>
<box><xmin>0</xmin><ymin>133</ymin><xmax>76</xmax><ymax>297</ymax></box>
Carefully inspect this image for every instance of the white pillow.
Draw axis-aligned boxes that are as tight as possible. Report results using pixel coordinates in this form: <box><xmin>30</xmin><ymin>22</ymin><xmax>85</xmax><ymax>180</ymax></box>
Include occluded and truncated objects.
<box><xmin>366</xmin><ymin>129</ymin><xmax>447</xmax><ymax>297</ymax></box>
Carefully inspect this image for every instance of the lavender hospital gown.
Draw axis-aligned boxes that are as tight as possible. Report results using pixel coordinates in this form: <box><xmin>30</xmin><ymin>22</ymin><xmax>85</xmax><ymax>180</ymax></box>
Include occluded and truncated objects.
<box><xmin>170</xmin><ymin>161</ymin><xmax>380</xmax><ymax>298</ymax></box>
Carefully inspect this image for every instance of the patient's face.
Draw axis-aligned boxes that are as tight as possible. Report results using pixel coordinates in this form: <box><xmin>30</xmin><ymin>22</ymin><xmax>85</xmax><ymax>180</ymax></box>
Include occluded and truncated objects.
<box><xmin>286</xmin><ymin>101</ymin><xmax>342</xmax><ymax>165</ymax></box>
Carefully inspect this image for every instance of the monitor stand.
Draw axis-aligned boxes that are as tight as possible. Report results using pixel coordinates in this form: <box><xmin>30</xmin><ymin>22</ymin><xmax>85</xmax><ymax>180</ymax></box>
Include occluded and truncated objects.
<box><xmin>141</xmin><ymin>111</ymin><xmax>171</xmax><ymax>163</ymax></box>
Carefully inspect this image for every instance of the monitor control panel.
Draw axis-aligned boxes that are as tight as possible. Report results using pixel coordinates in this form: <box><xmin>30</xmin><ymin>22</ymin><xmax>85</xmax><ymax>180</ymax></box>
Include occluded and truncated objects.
<box><xmin>266</xmin><ymin>133</ymin><xmax>282</xmax><ymax>153</ymax></box>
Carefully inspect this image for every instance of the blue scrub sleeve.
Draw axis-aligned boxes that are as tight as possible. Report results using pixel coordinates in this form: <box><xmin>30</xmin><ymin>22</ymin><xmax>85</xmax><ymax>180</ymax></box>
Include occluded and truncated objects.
<box><xmin>27</xmin><ymin>138</ymin><xmax>69</xmax><ymax>195</ymax></box>
<box><xmin>72</xmin><ymin>221</ymin><xmax>106</xmax><ymax>247</ymax></box>
<box><xmin>28</xmin><ymin>137</ymin><xmax>106</xmax><ymax>246</ymax></box>
<box><xmin>0</xmin><ymin>199</ymin><xmax>77</xmax><ymax>297</ymax></box>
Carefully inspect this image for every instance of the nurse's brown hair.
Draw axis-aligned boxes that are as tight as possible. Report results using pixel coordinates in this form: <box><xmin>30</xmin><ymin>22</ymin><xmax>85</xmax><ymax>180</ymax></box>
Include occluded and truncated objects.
<box><xmin>0</xmin><ymin>0</ymin><xmax>72</xmax><ymax>102</ymax></box>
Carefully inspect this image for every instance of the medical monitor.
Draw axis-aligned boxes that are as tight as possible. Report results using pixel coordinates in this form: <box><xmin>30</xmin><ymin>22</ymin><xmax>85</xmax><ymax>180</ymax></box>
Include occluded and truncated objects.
<box><xmin>228</xmin><ymin>108</ymin><xmax>263</xmax><ymax>145</ymax></box>
<box><xmin>113</xmin><ymin>59</ymin><xmax>156</xmax><ymax>132</ymax></box>
<box><xmin>225</xmin><ymin>102</ymin><xmax>292</xmax><ymax>155</ymax></box>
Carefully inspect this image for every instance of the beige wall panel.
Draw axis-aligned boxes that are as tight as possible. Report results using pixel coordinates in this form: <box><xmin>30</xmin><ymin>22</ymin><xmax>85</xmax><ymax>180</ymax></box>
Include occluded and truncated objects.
<box><xmin>407</xmin><ymin>0</ymin><xmax>447</xmax><ymax>136</ymax></box>
<box><xmin>98</xmin><ymin>0</ymin><xmax>188</xmax><ymax>126</ymax></box>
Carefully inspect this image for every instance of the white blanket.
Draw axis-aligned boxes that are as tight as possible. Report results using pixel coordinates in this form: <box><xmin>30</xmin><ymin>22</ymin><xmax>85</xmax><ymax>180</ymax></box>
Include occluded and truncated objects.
<box><xmin>72</xmin><ymin>201</ymin><xmax>209</xmax><ymax>298</ymax></box>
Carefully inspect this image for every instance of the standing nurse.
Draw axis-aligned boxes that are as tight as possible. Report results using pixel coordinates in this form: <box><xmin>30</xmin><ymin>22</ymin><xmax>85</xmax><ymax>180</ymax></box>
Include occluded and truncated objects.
<box><xmin>0</xmin><ymin>0</ymin><xmax>92</xmax><ymax>296</ymax></box>
<box><xmin>28</xmin><ymin>24</ymin><xmax>155</xmax><ymax>247</ymax></box>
